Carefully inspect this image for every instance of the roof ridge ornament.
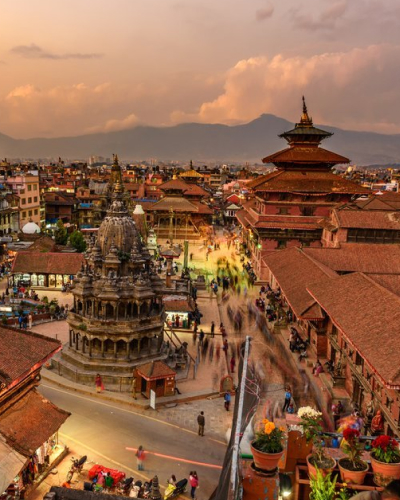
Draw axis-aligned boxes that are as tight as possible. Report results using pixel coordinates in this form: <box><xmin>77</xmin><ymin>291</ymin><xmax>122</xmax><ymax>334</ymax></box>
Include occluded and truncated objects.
<box><xmin>300</xmin><ymin>96</ymin><xmax>313</xmax><ymax>126</ymax></box>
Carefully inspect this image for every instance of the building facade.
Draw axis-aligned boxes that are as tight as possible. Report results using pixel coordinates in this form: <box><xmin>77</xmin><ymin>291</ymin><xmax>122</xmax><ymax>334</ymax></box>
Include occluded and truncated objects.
<box><xmin>236</xmin><ymin>99</ymin><xmax>368</xmax><ymax>279</ymax></box>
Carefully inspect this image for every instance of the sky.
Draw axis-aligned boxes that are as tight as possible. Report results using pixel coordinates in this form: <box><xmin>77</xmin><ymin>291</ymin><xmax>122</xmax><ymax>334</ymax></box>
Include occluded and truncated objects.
<box><xmin>1</xmin><ymin>0</ymin><xmax>400</xmax><ymax>138</ymax></box>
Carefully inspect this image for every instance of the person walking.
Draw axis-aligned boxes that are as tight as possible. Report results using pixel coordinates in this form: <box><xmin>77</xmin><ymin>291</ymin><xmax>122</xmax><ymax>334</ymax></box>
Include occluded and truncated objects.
<box><xmin>136</xmin><ymin>445</ymin><xmax>145</xmax><ymax>471</ymax></box>
<box><xmin>224</xmin><ymin>391</ymin><xmax>231</xmax><ymax>411</ymax></box>
<box><xmin>282</xmin><ymin>387</ymin><xmax>292</xmax><ymax>412</ymax></box>
<box><xmin>28</xmin><ymin>312</ymin><xmax>33</xmax><ymax>329</ymax></box>
<box><xmin>199</xmin><ymin>329</ymin><xmax>205</xmax><ymax>347</ymax></box>
<box><xmin>197</xmin><ymin>411</ymin><xmax>205</xmax><ymax>436</ymax></box>
<box><xmin>95</xmin><ymin>373</ymin><xmax>104</xmax><ymax>393</ymax></box>
<box><xmin>210</xmin><ymin>321</ymin><xmax>215</xmax><ymax>338</ymax></box>
<box><xmin>189</xmin><ymin>472</ymin><xmax>199</xmax><ymax>499</ymax></box>
<box><xmin>230</xmin><ymin>356</ymin><xmax>236</xmax><ymax>374</ymax></box>
<box><xmin>132</xmin><ymin>375</ymin><xmax>137</xmax><ymax>400</ymax></box>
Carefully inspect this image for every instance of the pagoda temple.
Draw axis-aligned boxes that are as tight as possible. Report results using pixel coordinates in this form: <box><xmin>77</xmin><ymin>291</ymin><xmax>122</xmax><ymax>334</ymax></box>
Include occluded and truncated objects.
<box><xmin>54</xmin><ymin>158</ymin><xmax>167</xmax><ymax>391</ymax></box>
<box><xmin>236</xmin><ymin>98</ymin><xmax>369</xmax><ymax>279</ymax></box>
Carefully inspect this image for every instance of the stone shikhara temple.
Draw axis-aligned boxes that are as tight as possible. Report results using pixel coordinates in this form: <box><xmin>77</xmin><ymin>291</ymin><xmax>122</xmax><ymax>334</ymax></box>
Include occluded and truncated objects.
<box><xmin>54</xmin><ymin>159</ymin><xmax>167</xmax><ymax>391</ymax></box>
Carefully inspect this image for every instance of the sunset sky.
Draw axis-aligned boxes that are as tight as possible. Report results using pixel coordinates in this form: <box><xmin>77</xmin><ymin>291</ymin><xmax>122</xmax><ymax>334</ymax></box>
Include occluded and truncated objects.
<box><xmin>1</xmin><ymin>0</ymin><xmax>400</xmax><ymax>138</ymax></box>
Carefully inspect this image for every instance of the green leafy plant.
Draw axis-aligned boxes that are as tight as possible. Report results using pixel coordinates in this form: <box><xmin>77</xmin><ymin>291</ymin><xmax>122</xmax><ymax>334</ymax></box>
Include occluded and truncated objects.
<box><xmin>252</xmin><ymin>419</ymin><xmax>285</xmax><ymax>454</ymax></box>
<box><xmin>77</xmin><ymin>323</ymin><xmax>87</xmax><ymax>331</ymax></box>
<box><xmin>54</xmin><ymin>219</ymin><xmax>68</xmax><ymax>245</ymax></box>
<box><xmin>371</xmin><ymin>436</ymin><xmax>400</xmax><ymax>464</ymax></box>
<box><xmin>69</xmin><ymin>230</ymin><xmax>87</xmax><ymax>253</ymax></box>
<box><xmin>310</xmin><ymin>469</ymin><xmax>338</xmax><ymax>500</ymax></box>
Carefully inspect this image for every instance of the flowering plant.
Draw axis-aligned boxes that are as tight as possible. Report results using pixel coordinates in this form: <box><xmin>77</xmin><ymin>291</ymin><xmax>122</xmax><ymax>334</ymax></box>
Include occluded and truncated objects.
<box><xmin>297</xmin><ymin>406</ymin><xmax>326</xmax><ymax>463</ymax></box>
<box><xmin>252</xmin><ymin>419</ymin><xmax>285</xmax><ymax>454</ymax></box>
<box><xmin>341</xmin><ymin>428</ymin><xmax>364</xmax><ymax>468</ymax></box>
<box><xmin>371</xmin><ymin>435</ymin><xmax>400</xmax><ymax>464</ymax></box>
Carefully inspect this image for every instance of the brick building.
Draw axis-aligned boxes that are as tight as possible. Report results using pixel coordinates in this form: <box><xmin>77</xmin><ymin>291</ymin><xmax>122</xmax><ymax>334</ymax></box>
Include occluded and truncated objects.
<box><xmin>263</xmin><ymin>246</ymin><xmax>400</xmax><ymax>436</ymax></box>
<box><xmin>236</xmin><ymin>99</ymin><xmax>368</xmax><ymax>279</ymax></box>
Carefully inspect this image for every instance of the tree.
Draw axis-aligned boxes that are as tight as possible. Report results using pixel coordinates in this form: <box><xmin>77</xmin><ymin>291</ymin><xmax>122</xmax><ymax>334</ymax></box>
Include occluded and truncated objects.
<box><xmin>54</xmin><ymin>220</ymin><xmax>68</xmax><ymax>245</ymax></box>
<box><xmin>69</xmin><ymin>230</ymin><xmax>87</xmax><ymax>253</ymax></box>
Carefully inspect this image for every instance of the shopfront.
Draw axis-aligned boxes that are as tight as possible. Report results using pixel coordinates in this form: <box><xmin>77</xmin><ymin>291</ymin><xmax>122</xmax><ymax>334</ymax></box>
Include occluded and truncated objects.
<box><xmin>3</xmin><ymin>433</ymin><xmax>67</xmax><ymax>499</ymax></box>
<box><xmin>0</xmin><ymin>390</ymin><xmax>70</xmax><ymax>499</ymax></box>
<box><xmin>164</xmin><ymin>299</ymin><xmax>195</xmax><ymax>329</ymax></box>
<box><xmin>11</xmin><ymin>252</ymin><xmax>84</xmax><ymax>289</ymax></box>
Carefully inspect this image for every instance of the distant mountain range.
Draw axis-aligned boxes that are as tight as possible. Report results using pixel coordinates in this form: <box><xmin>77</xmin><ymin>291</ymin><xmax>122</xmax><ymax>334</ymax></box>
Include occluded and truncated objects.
<box><xmin>1</xmin><ymin>114</ymin><xmax>400</xmax><ymax>165</ymax></box>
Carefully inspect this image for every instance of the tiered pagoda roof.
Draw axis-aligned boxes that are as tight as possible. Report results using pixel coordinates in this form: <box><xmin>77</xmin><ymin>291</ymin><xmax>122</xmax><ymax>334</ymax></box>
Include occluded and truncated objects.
<box><xmin>262</xmin><ymin>97</ymin><xmax>350</xmax><ymax>170</ymax></box>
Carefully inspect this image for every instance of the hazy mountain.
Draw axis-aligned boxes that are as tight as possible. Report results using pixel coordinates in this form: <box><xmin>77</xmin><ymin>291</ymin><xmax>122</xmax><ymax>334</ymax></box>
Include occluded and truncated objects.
<box><xmin>0</xmin><ymin>114</ymin><xmax>400</xmax><ymax>165</ymax></box>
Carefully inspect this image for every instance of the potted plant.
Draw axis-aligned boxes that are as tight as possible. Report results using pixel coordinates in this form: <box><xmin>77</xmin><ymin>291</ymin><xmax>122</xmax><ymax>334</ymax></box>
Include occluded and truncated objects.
<box><xmin>338</xmin><ymin>428</ymin><xmax>369</xmax><ymax>484</ymax></box>
<box><xmin>250</xmin><ymin>419</ymin><xmax>285</xmax><ymax>471</ymax></box>
<box><xmin>309</xmin><ymin>469</ymin><xmax>338</xmax><ymax>500</ymax></box>
<box><xmin>298</xmin><ymin>406</ymin><xmax>336</xmax><ymax>478</ymax></box>
<box><xmin>370</xmin><ymin>435</ymin><xmax>400</xmax><ymax>486</ymax></box>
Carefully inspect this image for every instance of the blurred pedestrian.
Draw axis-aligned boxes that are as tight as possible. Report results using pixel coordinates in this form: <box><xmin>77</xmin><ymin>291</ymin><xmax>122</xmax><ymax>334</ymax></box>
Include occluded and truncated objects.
<box><xmin>136</xmin><ymin>445</ymin><xmax>145</xmax><ymax>471</ymax></box>
<box><xmin>224</xmin><ymin>392</ymin><xmax>231</xmax><ymax>411</ymax></box>
<box><xmin>230</xmin><ymin>356</ymin><xmax>236</xmax><ymax>373</ymax></box>
<box><xmin>95</xmin><ymin>373</ymin><xmax>104</xmax><ymax>393</ymax></box>
<box><xmin>210</xmin><ymin>321</ymin><xmax>215</xmax><ymax>338</ymax></box>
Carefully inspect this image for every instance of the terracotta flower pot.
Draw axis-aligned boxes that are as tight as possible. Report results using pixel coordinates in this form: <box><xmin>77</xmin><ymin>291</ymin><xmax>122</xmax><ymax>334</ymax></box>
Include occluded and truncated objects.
<box><xmin>306</xmin><ymin>454</ymin><xmax>336</xmax><ymax>479</ymax></box>
<box><xmin>250</xmin><ymin>442</ymin><xmax>284</xmax><ymax>472</ymax></box>
<box><xmin>371</xmin><ymin>455</ymin><xmax>400</xmax><ymax>487</ymax></box>
<box><xmin>338</xmin><ymin>458</ymin><xmax>369</xmax><ymax>485</ymax></box>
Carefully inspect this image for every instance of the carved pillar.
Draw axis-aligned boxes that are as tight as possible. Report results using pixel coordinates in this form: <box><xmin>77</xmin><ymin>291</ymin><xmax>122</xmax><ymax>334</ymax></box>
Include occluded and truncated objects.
<box><xmin>82</xmin><ymin>337</ymin><xmax>86</xmax><ymax>354</ymax></box>
<box><xmin>116</xmin><ymin>303</ymin><xmax>119</xmax><ymax>321</ymax></box>
<box><xmin>114</xmin><ymin>341</ymin><xmax>118</xmax><ymax>358</ymax></box>
<box><xmin>126</xmin><ymin>341</ymin><xmax>130</xmax><ymax>361</ymax></box>
<box><xmin>88</xmin><ymin>339</ymin><xmax>92</xmax><ymax>358</ymax></box>
<box><xmin>69</xmin><ymin>330</ymin><xmax>73</xmax><ymax>347</ymax></box>
<box><xmin>137</xmin><ymin>337</ymin><xmax>141</xmax><ymax>356</ymax></box>
<box><xmin>76</xmin><ymin>333</ymin><xmax>79</xmax><ymax>351</ymax></box>
<box><xmin>101</xmin><ymin>339</ymin><xmax>105</xmax><ymax>357</ymax></box>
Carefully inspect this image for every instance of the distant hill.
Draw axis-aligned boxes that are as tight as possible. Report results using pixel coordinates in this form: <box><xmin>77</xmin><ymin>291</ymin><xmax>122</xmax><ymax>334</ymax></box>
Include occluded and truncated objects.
<box><xmin>0</xmin><ymin>114</ymin><xmax>400</xmax><ymax>165</ymax></box>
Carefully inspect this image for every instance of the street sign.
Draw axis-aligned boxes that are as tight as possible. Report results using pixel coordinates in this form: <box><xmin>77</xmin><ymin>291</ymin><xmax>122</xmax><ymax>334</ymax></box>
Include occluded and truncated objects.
<box><xmin>150</xmin><ymin>389</ymin><xmax>156</xmax><ymax>410</ymax></box>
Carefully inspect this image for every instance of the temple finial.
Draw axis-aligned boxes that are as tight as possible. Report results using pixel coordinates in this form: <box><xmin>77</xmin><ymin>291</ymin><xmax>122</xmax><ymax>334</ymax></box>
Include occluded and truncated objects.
<box><xmin>300</xmin><ymin>96</ymin><xmax>312</xmax><ymax>125</ymax></box>
<box><xmin>302</xmin><ymin>96</ymin><xmax>307</xmax><ymax>114</ymax></box>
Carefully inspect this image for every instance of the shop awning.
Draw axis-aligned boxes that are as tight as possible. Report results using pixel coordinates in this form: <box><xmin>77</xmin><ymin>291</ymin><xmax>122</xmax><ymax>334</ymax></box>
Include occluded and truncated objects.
<box><xmin>0</xmin><ymin>435</ymin><xmax>26</xmax><ymax>494</ymax></box>
<box><xmin>0</xmin><ymin>389</ymin><xmax>70</xmax><ymax>457</ymax></box>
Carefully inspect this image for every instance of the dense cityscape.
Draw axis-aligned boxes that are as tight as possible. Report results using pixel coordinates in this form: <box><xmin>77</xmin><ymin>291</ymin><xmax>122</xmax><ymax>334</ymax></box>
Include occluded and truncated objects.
<box><xmin>1</xmin><ymin>99</ymin><xmax>400</xmax><ymax>500</ymax></box>
<box><xmin>2</xmin><ymin>1</ymin><xmax>400</xmax><ymax>500</ymax></box>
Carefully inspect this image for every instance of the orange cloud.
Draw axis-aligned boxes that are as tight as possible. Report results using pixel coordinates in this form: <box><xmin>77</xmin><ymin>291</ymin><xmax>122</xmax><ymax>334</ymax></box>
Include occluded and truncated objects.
<box><xmin>171</xmin><ymin>44</ymin><xmax>400</xmax><ymax>133</ymax></box>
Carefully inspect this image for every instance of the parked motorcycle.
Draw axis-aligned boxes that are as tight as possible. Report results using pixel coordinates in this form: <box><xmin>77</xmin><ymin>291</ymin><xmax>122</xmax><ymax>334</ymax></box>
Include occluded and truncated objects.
<box><xmin>164</xmin><ymin>479</ymin><xmax>188</xmax><ymax>499</ymax></box>
<box><xmin>66</xmin><ymin>455</ymin><xmax>87</xmax><ymax>482</ymax></box>
<box><xmin>116</xmin><ymin>477</ymin><xmax>134</xmax><ymax>496</ymax></box>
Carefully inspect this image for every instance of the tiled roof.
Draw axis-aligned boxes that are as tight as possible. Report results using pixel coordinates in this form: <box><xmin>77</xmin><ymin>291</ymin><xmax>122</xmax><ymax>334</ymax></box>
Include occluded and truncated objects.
<box><xmin>163</xmin><ymin>298</ymin><xmax>195</xmax><ymax>312</ymax></box>
<box><xmin>369</xmin><ymin>274</ymin><xmax>400</xmax><ymax>297</ymax></box>
<box><xmin>263</xmin><ymin>247</ymin><xmax>337</xmax><ymax>320</ymax></box>
<box><xmin>307</xmin><ymin>273</ymin><xmax>400</xmax><ymax>387</ymax></box>
<box><xmin>236</xmin><ymin>207</ymin><xmax>320</xmax><ymax>231</ymax></box>
<box><xmin>262</xmin><ymin>146</ymin><xmax>349</xmax><ymax>166</ymax></box>
<box><xmin>247</xmin><ymin>170</ymin><xmax>368</xmax><ymax>194</ymax></box>
<box><xmin>0</xmin><ymin>389</ymin><xmax>70</xmax><ymax>456</ymax></box>
<box><xmin>12</xmin><ymin>252</ymin><xmax>84</xmax><ymax>275</ymax></box>
<box><xmin>148</xmin><ymin>196</ymin><xmax>203</xmax><ymax>213</ymax></box>
<box><xmin>303</xmin><ymin>244</ymin><xmax>400</xmax><ymax>274</ymax></box>
<box><xmin>159</xmin><ymin>179</ymin><xmax>209</xmax><ymax>197</ymax></box>
<box><xmin>334</xmin><ymin>210</ymin><xmax>400</xmax><ymax>230</ymax></box>
<box><xmin>180</xmin><ymin>169</ymin><xmax>203</xmax><ymax>178</ymax></box>
<box><xmin>354</xmin><ymin>196</ymin><xmax>400</xmax><ymax>211</ymax></box>
<box><xmin>137</xmin><ymin>360</ymin><xmax>176</xmax><ymax>380</ymax></box>
<box><xmin>27</xmin><ymin>236</ymin><xmax>57</xmax><ymax>253</ymax></box>
<box><xmin>0</xmin><ymin>327</ymin><xmax>61</xmax><ymax>385</ymax></box>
